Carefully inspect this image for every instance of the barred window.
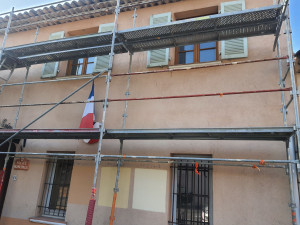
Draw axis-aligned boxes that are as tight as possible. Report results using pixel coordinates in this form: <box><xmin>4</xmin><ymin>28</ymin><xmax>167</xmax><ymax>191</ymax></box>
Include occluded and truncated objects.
<box><xmin>39</xmin><ymin>155</ymin><xmax>74</xmax><ymax>218</ymax></box>
<box><xmin>170</xmin><ymin>156</ymin><xmax>212</xmax><ymax>225</ymax></box>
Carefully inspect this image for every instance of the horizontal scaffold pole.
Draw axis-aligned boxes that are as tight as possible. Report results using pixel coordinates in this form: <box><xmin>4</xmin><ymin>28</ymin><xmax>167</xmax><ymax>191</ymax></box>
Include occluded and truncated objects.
<box><xmin>0</xmin><ymin>56</ymin><xmax>288</xmax><ymax>88</ymax></box>
<box><xmin>0</xmin><ymin>151</ymin><xmax>296</xmax><ymax>165</ymax></box>
<box><xmin>0</xmin><ymin>87</ymin><xmax>292</xmax><ymax>108</ymax></box>
<box><xmin>101</xmin><ymin>155</ymin><xmax>299</xmax><ymax>164</ymax></box>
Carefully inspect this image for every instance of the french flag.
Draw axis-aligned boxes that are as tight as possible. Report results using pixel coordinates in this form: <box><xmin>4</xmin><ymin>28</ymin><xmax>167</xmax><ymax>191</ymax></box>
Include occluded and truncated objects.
<box><xmin>80</xmin><ymin>82</ymin><xmax>99</xmax><ymax>144</ymax></box>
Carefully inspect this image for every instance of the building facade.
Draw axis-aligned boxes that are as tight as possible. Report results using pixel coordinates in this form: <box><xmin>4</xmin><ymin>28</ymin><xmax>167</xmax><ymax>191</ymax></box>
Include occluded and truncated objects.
<box><xmin>0</xmin><ymin>0</ymin><xmax>298</xmax><ymax>225</ymax></box>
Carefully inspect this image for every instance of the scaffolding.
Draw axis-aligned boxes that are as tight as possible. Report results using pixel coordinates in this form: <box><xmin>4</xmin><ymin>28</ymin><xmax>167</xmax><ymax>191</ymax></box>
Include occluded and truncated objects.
<box><xmin>0</xmin><ymin>0</ymin><xmax>299</xmax><ymax>224</ymax></box>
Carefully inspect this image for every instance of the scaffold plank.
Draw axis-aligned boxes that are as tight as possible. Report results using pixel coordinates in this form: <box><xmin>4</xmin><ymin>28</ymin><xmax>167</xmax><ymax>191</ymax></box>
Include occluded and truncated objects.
<box><xmin>0</xmin><ymin>127</ymin><xmax>294</xmax><ymax>141</ymax></box>
<box><xmin>1</xmin><ymin>4</ymin><xmax>283</xmax><ymax>70</ymax></box>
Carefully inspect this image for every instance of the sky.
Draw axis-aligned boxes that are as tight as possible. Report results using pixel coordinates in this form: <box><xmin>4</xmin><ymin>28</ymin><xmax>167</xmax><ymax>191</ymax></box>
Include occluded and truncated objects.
<box><xmin>0</xmin><ymin>0</ymin><xmax>299</xmax><ymax>52</ymax></box>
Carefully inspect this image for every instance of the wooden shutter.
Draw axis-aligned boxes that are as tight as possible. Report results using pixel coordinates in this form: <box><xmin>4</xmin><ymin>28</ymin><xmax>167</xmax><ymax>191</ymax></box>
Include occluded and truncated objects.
<box><xmin>147</xmin><ymin>12</ymin><xmax>171</xmax><ymax>67</ymax></box>
<box><xmin>93</xmin><ymin>23</ymin><xmax>115</xmax><ymax>72</ymax></box>
<box><xmin>41</xmin><ymin>31</ymin><xmax>64</xmax><ymax>78</ymax></box>
<box><xmin>221</xmin><ymin>1</ymin><xmax>248</xmax><ymax>59</ymax></box>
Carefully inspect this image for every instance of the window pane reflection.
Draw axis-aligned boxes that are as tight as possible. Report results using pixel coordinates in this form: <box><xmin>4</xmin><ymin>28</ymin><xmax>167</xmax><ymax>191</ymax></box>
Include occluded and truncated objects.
<box><xmin>179</xmin><ymin>52</ymin><xmax>194</xmax><ymax>64</ymax></box>
<box><xmin>200</xmin><ymin>49</ymin><xmax>216</xmax><ymax>63</ymax></box>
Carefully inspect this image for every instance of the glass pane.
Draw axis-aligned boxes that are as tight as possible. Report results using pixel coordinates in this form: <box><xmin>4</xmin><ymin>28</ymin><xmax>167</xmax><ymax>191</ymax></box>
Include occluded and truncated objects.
<box><xmin>88</xmin><ymin>57</ymin><xmax>95</xmax><ymax>63</ymax></box>
<box><xmin>70</xmin><ymin>65</ymin><xmax>77</xmax><ymax>75</ymax></box>
<box><xmin>76</xmin><ymin>65</ymin><xmax>83</xmax><ymax>75</ymax></box>
<box><xmin>72</xmin><ymin>58</ymin><xmax>84</xmax><ymax>65</ymax></box>
<box><xmin>86</xmin><ymin>63</ymin><xmax>94</xmax><ymax>74</ymax></box>
<box><xmin>200</xmin><ymin>49</ymin><xmax>216</xmax><ymax>63</ymax></box>
<box><xmin>200</xmin><ymin>42</ymin><xmax>216</xmax><ymax>49</ymax></box>
<box><xmin>179</xmin><ymin>52</ymin><xmax>194</xmax><ymax>64</ymax></box>
<box><xmin>179</xmin><ymin>45</ymin><xmax>194</xmax><ymax>51</ymax></box>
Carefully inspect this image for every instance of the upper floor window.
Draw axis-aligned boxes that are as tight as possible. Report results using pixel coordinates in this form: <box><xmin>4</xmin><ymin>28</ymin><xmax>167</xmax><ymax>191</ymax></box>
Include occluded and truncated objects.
<box><xmin>67</xmin><ymin>57</ymin><xmax>95</xmax><ymax>76</ymax></box>
<box><xmin>174</xmin><ymin>7</ymin><xmax>218</xmax><ymax>65</ymax></box>
<box><xmin>177</xmin><ymin>42</ymin><xmax>217</xmax><ymax>65</ymax></box>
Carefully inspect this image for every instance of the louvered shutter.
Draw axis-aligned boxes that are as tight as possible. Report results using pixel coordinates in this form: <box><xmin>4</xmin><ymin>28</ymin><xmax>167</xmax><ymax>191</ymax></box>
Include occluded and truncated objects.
<box><xmin>41</xmin><ymin>31</ymin><xmax>64</xmax><ymax>78</ymax></box>
<box><xmin>221</xmin><ymin>1</ymin><xmax>248</xmax><ymax>59</ymax></box>
<box><xmin>93</xmin><ymin>23</ymin><xmax>114</xmax><ymax>72</ymax></box>
<box><xmin>147</xmin><ymin>12</ymin><xmax>171</xmax><ymax>67</ymax></box>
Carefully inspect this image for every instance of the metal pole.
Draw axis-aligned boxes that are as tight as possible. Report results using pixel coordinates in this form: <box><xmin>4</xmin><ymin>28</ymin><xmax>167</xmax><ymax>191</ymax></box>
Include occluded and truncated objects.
<box><xmin>0</xmin><ymin>74</ymin><xmax>105</xmax><ymax>88</ymax></box>
<box><xmin>0</xmin><ymin>56</ymin><xmax>288</xmax><ymax>88</ymax></box>
<box><xmin>109</xmin><ymin>9</ymin><xmax>137</xmax><ymax>225</ymax></box>
<box><xmin>288</xmin><ymin>136</ymin><xmax>300</xmax><ymax>225</ymax></box>
<box><xmin>277</xmin><ymin>40</ymin><xmax>288</xmax><ymax>126</ymax></box>
<box><xmin>85</xmin><ymin>1</ymin><xmax>121</xmax><ymax>224</ymax></box>
<box><xmin>0</xmin><ymin>151</ymin><xmax>96</xmax><ymax>157</ymax></box>
<box><xmin>121</xmin><ymin>8</ymin><xmax>137</xmax><ymax>125</ymax></box>
<box><xmin>0</xmin><ymin>7</ymin><xmax>14</xmax><ymax>64</ymax></box>
<box><xmin>0</xmin><ymin>87</ymin><xmax>293</xmax><ymax>108</ymax></box>
<box><xmin>100</xmin><ymin>155</ymin><xmax>298</xmax><ymax>164</ymax></box>
<box><xmin>34</xmin><ymin>27</ymin><xmax>39</xmax><ymax>43</ymax></box>
<box><xmin>0</xmin><ymin>66</ymin><xmax>29</xmax><ymax>197</ymax></box>
<box><xmin>0</xmin><ymin>71</ymin><xmax>105</xmax><ymax>148</ymax></box>
<box><xmin>3</xmin><ymin>67</ymin><xmax>29</xmax><ymax>168</ymax></box>
<box><xmin>284</xmin><ymin>3</ymin><xmax>300</xmax><ymax>160</ymax></box>
<box><xmin>0</xmin><ymin>67</ymin><xmax>15</xmax><ymax>96</ymax></box>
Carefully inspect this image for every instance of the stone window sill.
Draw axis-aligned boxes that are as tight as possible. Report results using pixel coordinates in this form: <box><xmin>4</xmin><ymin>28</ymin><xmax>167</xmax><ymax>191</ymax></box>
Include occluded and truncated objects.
<box><xmin>29</xmin><ymin>217</ymin><xmax>67</xmax><ymax>225</ymax></box>
<box><xmin>169</xmin><ymin>61</ymin><xmax>222</xmax><ymax>70</ymax></box>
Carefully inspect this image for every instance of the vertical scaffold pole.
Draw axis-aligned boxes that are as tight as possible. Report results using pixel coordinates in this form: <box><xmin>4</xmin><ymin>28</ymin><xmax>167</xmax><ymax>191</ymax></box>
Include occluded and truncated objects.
<box><xmin>288</xmin><ymin>136</ymin><xmax>300</xmax><ymax>225</ymax></box>
<box><xmin>0</xmin><ymin>66</ymin><xmax>15</xmax><ymax>96</ymax></box>
<box><xmin>284</xmin><ymin>2</ymin><xmax>300</xmax><ymax>159</ymax></box>
<box><xmin>277</xmin><ymin>40</ymin><xmax>288</xmax><ymax>126</ymax></box>
<box><xmin>109</xmin><ymin>9</ymin><xmax>137</xmax><ymax>225</ymax></box>
<box><xmin>0</xmin><ymin>8</ymin><xmax>14</xmax><ymax>65</ymax></box>
<box><xmin>0</xmin><ymin>66</ymin><xmax>29</xmax><ymax>196</ymax></box>
<box><xmin>85</xmin><ymin>1</ymin><xmax>121</xmax><ymax>225</ymax></box>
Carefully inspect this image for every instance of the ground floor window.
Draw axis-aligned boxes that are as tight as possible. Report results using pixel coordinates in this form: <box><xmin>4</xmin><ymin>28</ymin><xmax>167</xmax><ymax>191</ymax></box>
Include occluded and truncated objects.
<box><xmin>170</xmin><ymin>156</ymin><xmax>212</xmax><ymax>225</ymax></box>
<box><xmin>39</xmin><ymin>155</ymin><xmax>74</xmax><ymax>218</ymax></box>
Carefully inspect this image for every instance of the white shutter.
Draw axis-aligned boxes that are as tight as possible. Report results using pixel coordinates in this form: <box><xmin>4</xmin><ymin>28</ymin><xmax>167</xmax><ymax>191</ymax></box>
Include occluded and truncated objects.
<box><xmin>93</xmin><ymin>23</ymin><xmax>115</xmax><ymax>72</ymax></box>
<box><xmin>41</xmin><ymin>31</ymin><xmax>64</xmax><ymax>78</ymax></box>
<box><xmin>147</xmin><ymin>12</ymin><xmax>171</xmax><ymax>67</ymax></box>
<box><xmin>221</xmin><ymin>1</ymin><xmax>248</xmax><ymax>59</ymax></box>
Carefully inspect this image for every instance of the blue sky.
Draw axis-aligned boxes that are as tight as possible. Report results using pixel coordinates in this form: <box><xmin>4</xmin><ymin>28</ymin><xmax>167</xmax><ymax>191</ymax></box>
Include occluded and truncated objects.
<box><xmin>0</xmin><ymin>0</ymin><xmax>299</xmax><ymax>52</ymax></box>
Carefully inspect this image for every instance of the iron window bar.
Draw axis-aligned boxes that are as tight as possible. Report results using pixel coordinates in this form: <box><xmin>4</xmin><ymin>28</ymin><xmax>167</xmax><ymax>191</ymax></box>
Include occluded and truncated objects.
<box><xmin>170</xmin><ymin>159</ymin><xmax>211</xmax><ymax>225</ymax></box>
<box><xmin>38</xmin><ymin>156</ymin><xmax>74</xmax><ymax>218</ymax></box>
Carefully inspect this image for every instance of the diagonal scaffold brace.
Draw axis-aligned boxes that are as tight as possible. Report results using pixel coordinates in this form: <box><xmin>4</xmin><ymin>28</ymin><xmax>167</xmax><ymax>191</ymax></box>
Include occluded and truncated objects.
<box><xmin>84</xmin><ymin>0</ymin><xmax>121</xmax><ymax>225</ymax></box>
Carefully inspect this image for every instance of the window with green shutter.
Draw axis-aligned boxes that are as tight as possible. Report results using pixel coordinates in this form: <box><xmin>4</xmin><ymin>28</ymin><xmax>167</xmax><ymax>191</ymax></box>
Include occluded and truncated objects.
<box><xmin>41</xmin><ymin>31</ymin><xmax>65</xmax><ymax>78</ymax></box>
<box><xmin>93</xmin><ymin>23</ymin><xmax>115</xmax><ymax>72</ymax></box>
<box><xmin>147</xmin><ymin>12</ymin><xmax>171</xmax><ymax>67</ymax></box>
<box><xmin>221</xmin><ymin>0</ymin><xmax>248</xmax><ymax>59</ymax></box>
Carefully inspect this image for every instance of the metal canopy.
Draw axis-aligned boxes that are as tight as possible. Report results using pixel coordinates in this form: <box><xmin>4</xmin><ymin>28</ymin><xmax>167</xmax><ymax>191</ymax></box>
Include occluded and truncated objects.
<box><xmin>0</xmin><ymin>127</ymin><xmax>294</xmax><ymax>141</ymax></box>
<box><xmin>2</xmin><ymin>5</ymin><xmax>282</xmax><ymax>69</ymax></box>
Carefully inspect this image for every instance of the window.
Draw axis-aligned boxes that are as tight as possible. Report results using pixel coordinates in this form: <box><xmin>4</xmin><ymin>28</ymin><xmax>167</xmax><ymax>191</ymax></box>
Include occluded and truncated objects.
<box><xmin>67</xmin><ymin>57</ymin><xmax>95</xmax><ymax>76</ymax></box>
<box><xmin>177</xmin><ymin>42</ymin><xmax>217</xmax><ymax>65</ymax></box>
<box><xmin>39</xmin><ymin>156</ymin><xmax>74</xmax><ymax>218</ymax></box>
<box><xmin>175</xmin><ymin>8</ymin><xmax>218</xmax><ymax>65</ymax></box>
<box><xmin>66</xmin><ymin>27</ymin><xmax>99</xmax><ymax>76</ymax></box>
<box><xmin>170</xmin><ymin>156</ymin><xmax>212</xmax><ymax>225</ymax></box>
